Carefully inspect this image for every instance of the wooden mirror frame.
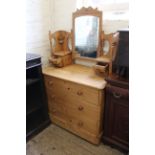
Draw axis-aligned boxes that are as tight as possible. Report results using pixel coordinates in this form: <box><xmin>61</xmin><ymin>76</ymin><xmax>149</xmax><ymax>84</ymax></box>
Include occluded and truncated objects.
<box><xmin>72</xmin><ymin>7</ymin><xmax>119</xmax><ymax>75</ymax></box>
<box><xmin>72</xmin><ymin>7</ymin><xmax>102</xmax><ymax>60</ymax></box>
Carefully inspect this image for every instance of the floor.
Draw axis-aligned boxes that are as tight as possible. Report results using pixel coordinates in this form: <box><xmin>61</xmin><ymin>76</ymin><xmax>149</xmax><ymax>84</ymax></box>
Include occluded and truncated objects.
<box><xmin>27</xmin><ymin>124</ymin><xmax>125</xmax><ymax>155</ymax></box>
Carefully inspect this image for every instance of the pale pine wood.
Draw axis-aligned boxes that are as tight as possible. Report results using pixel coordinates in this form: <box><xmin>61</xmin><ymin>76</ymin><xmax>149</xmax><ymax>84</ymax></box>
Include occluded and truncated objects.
<box><xmin>43</xmin><ymin>64</ymin><xmax>106</xmax><ymax>144</ymax></box>
<box><xmin>72</xmin><ymin>7</ymin><xmax>120</xmax><ymax>75</ymax></box>
<box><xmin>53</xmin><ymin>51</ymin><xmax>71</xmax><ymax>56</ymax></box>
<box><xmin>49</xmin><ymin>52</ymin><xmax>72</xmax><ymax>67</ymax></box>
<box><xmin>49</xmin><ymin>30</ymin><xmax>72</xmax><ymax>67</ymax></box>
<box><xmin>43</xmin><ymin>64</ymin><xmax>107</xmax><ymax>89</ymax></box>
<box><xmin>49</xmin><ymin>30</ymin><xmax>71</xmax><ymax>53</ymax></box>
<box><xmin>101</xmin><ymin>32</ymin><xmax>119</xmax><ymax>60</ymax></box>
<box><xmin>101</xmin><ymin>32</ymin><xmax>120</xmax><ymax>74</ymax></box>
<box><xmin>46</xmin><ymin>83</ymin><xmax>101</xmax><ymax>134</ymax></box>
<box><xmin>45</xmin><ymin>76</ymin><xmax>100</xmax><ymax>105</ymax></box>
<box><xmin>49</xmin><ymin>113</ymin><xmax>102</xmax><ymax>144</ymax></box>
<box><xmin>93</xmin><ymin>64</ymin><xmax>109</xmax><ymax>77</ymax></box>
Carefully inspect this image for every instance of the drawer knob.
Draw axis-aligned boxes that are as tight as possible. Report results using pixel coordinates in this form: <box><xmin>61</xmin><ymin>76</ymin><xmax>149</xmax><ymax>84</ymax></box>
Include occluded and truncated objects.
<box><xmin>48</xmin><ymin>81</ymin><xmax>53</xmax><ymax>85</ymax></box>
<box><xmin>78</xmin><ymin>106</ymin><xmax>84</xmax><ymax>111</ymax></box>
<box><xmin>51</xmin><ymin>95</ymin><xmax>55</xmax><ymax>99</ymax></box>
<box><xmin>78</xmin><ymin>121</ymin><xmax>83</xmax><ymax>127</ymax></box>
<box><xmin>52</xmin><ymin>109</ymin><xmax>56</xmax><ymax>113</ymax></box>
<box><xmin>113</xmin><ymin>92</ymin><xmax>122</xmax><ymax>98</ymax></box>
<box><xmin>77</xmin><ymin>91</ymin><xmax>83</xmax><ymax>96</ymax></box>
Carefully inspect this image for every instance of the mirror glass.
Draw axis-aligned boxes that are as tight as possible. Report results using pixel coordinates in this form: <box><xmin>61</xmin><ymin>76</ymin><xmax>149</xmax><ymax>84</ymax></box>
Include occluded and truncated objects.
<box><xmin>75</xmin><ymin>16</ymin><xmax>99</xmax><ymax>58</ymax></box>
<box><xmin>103</xmin><ymin>40</ymin><xmax>110</xmax><ymax>55</ymax></box>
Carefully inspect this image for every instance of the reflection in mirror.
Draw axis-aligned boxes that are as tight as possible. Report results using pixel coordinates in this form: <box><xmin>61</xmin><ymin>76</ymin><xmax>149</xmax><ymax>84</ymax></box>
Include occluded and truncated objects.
<box><xmin>75</xmin><ymin>16</ymin><xmax>99</xmax><ymax>58</ymax></box>
<box><xmin>103</xmin><ymin>40</ymin><xmax>110</xmax><ymax>55</ymax></box>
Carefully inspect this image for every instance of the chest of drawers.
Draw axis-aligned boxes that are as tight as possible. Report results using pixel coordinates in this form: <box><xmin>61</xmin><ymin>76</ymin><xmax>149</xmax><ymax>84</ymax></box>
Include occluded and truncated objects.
<box><xmin>43</xmin><ymin>64</ymin><xmax>106</xmax><ymax>144</ymax></box>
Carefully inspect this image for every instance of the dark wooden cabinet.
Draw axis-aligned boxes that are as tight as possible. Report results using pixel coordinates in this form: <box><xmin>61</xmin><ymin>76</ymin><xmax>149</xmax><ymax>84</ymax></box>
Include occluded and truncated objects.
<box><xmin>102</xmin><ymin>29</ymin><xmax>129</xmax><ymax>152</ymax></box>
<box><xmin>26</xmin><ymin>53</ymin><xmax>50</xmax><ymax>141</ymax></box>
<box><xmin>102</xmin><ymin>75</ymin><xmax>129</xmax><ymax>152</ymax></box>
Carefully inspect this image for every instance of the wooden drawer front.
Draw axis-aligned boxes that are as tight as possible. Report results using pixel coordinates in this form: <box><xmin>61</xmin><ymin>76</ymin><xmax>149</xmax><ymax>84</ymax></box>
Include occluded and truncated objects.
<box><xmin>46</xmin><ymin>87</ymin><xmax>66</xmax><ymax>106</ymax></box>
<box><xmin>64</xmin><ymin>81</ymin><xmax>99</xmax><ymax>105</ymax></box>
<box><xmin>48</xmin><ymin>99</ymin><xmax>66</xmax><ymax>115</ymax></box>
<box><xmin>49</xmin><ymin>113</ymin><xmax>67</xmax><ymax>128</ymax></box>
<box><xmin>44</xmin><ymin>75</ymin><xmax>100</xmax><ymax>105</ymax></box>
<box><xmin>67</xmin><ymin>115</ymin><xmax>100</xmax><ymax>135</ymax></box>
<box><xmin>65</xmin><ymin>100</ymin><xmax>100</xmax><ymax>123</ymax></box>
<box><xmin>48</xmin><ymin>98</ymin><xmax>68</xmax><ymax>126</ymax></box>
<box><xmin>44</xmin><ymin>76</ymin><xmax>67</xmax><ymax>96</ymax></box>
<box><xmin>65</xmin><ymin>101</ymin><xmax>100</xmax><ymax>134</ymax></box>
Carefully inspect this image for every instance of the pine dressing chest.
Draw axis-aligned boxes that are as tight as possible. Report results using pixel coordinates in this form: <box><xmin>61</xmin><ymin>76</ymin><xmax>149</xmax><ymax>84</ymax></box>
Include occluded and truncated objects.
<box><xmin>43</xmin><ymin>7</ymin><xmax>120</xmax><ymax>145</ymax></box>
<box><xmin>43</xmin><ymin>64</ymin><xmax>107</xmax><ymax>144</ymax></box>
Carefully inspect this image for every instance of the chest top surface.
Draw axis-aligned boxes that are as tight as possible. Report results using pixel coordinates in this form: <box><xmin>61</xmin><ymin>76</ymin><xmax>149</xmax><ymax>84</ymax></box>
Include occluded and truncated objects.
<box><xmin>43</xmin><ymin>64</ymin><xmax>107</xmax><ymax>90</ymax></box>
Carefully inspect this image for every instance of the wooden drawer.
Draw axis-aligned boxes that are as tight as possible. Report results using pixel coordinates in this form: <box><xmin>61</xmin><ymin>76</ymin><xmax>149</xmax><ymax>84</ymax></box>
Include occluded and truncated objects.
<box><xmin>44</xmin><ymin>76</ymin><xmax>67</xmax><ymax>96</ymax></box>
<box><xmin>44</xmin><ymin>75</ymin><xmax>100</xmax><ymax>105</ymax></box>
<box><xmin>48</xmin><ymin>98</ymin><xmax>68</xmax><ymax>127</ymax></box>
<box><xmin>66</xmin><ymin>101</ymin><xmax>100</xmax><ymax>134</ymax></box>
<box><xmin>48</xmin><ymin>99</ymin><xmax>66</xmax><ymax>115</ymax></box>
<box><xmin>64</xmin><ymin>81</ymin><xmax>99</xmax><ymax>105</ymax></box>
<box><xmin>49</xmin><ymin>113</ymin><xmax>67</xmax><ymax>128</ymax></box>
<box><xmin>46</xmin><ymin>87</ymin><xmax>66</xmax><ymax>107</ymax></box>
<box><xmin>65</xmin><ymin>99</ymin><xmax>100</xmax><ymax>123</ymax></box>
<box><xmin>67</xmin><ymin>114</ymin><xmax>100</xmax><ymax>135</ymax></box>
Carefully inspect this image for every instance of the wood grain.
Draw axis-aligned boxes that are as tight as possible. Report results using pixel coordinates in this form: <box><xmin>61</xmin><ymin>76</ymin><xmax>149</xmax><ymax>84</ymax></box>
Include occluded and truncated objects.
<box><xmin>43</xmin><ymin>64</ymin><xmax>106</xmax><ymax>144</ymax></box>
<box><xmin>43</xmin><ymin>64</ymin><xmax>107</xmax><ymax>89</ymax></box>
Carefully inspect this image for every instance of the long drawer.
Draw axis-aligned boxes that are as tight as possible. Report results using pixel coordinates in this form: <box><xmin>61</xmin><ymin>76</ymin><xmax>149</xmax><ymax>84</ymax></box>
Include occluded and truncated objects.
<box><xmin>49</xmin><ymin>113</ymin><xmax>101</xmax><ymax>144</ymax></box>
<box><xmin>44</xmin><ymin>75</ymin><xmax>100</xmax><ymax>105</ymax></box>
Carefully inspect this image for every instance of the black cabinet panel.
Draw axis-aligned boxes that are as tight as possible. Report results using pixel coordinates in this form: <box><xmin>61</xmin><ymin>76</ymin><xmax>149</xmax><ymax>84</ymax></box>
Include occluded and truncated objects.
<box><xmin>26</xmin><ymin>53</ymin><xmax>50</xmax><ymax>141</ymax></box>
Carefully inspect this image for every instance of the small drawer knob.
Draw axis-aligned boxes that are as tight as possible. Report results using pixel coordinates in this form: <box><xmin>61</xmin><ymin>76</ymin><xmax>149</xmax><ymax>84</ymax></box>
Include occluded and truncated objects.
<box><xmin>112</xmin><ymin>92</ymin><xmax>122</xmax><ymax>98</ymax></box>
<box><xmin>48</xmin><ymin>81</ymin><xmax>53</xmax><ymax>85</ymax></box>
<box><xmin>77</xmin><ymin>91</ymin><xmax>83</xmax><ymax>96</ymax></box>
<box><xmin>78</xmin><ymin>106</ymin><xmax>84</xmax><ymax>111</ymax></box>
<box><xmin>51</xmin><ymin>95</ymin><xmax>55</xmax><ymax>99</ymax></box>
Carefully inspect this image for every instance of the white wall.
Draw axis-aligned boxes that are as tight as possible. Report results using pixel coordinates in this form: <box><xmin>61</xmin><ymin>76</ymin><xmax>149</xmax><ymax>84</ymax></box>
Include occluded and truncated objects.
<box><xmin>51</xmin><ymin>0</ymin><xmax>129</xmax><ymax>33</ymax></box>
<box><xmin>51</xmin><ymin>0</ymin><xmax>76</xmax><ymax>32</ymax></box>
<box><xmin>26</xmin><ymin>0</ymin><xmax>53</xmax><ymax>66</ymax></box>
<box><xmin>50</xmin><ymin>0</ymin><xmax>128</xmax><ymax>67</ymax></box>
